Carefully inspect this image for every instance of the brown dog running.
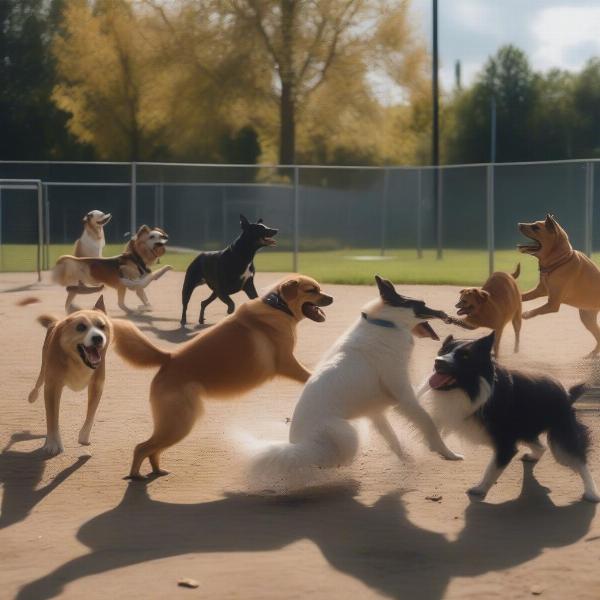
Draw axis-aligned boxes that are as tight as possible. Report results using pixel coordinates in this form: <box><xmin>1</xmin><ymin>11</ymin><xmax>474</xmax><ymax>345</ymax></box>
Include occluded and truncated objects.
<box><xmin>111</xmin><ymin>275</ymin><xmax>333</xmax><ymax>479</ymax></box>
<box><xmin>518</xmin><ymin>214</ymin><xmax>600</xmax><ymax>355</ymax></box>
<box><xmin>27</xmin><ymin>296</ymin><xmax>112</xmax><ymax>455</ymax></box>
<box><xmin>53</xmin><ymin>225</ymin><xmax>172</xmax><ymax>313</ymax></box>
<box><xmin>453</xmin><ymin>265</ymin><xmax>522</xmax><ymax>356</ymax></box>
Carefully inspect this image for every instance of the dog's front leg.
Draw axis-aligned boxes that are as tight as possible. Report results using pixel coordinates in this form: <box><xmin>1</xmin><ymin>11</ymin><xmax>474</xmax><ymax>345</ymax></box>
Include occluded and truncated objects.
<box><xmin>521</xmin><ymin>280</ymin><xmax>547</xmax><ymax>302</ymax></box>
<box><xmin>390</xmin><ymin>381</ymin><xmax>463</xmax><ymax>461</ymax></box>
<box><xmin>278</xmin><ymin>356</ymin><xmax>311</xmax><ymax>383</ymax></box>
<box><xmin>43</xmin><ymin>382</ymin><xmax>64</xmax><ymax>456</ymax></box>
<box><xmin>371</xmin><ymin>413</ymin><xmax>409</xmax><ymax>461</ymax></box>
<box><xmin>135</xmin><ymin>287</ymin><xmax>152</xmax><ymax>312</ymax></box>
<box><xmin>468</xmin><ymin>445</ymin><xmax>517</xmax><ymax>499</ymax></box>
<box><xmin>522</xmin><ymin>297</ymin><xmax>561</xmax><ymax>320</ymax></box>
<box><xmin>243</xmin><ymin>277</ymin><xmax>258</xmax><ymax>299</ymax></box>
<box><xmin>117</xmin><ymin>286</ymin><xmax>130</xmax><ymax>313</ymax></box>
<box><xmin>79</xmin><ymin>367</ymin><xmax>105</xmax><ymax>446</ymax></box>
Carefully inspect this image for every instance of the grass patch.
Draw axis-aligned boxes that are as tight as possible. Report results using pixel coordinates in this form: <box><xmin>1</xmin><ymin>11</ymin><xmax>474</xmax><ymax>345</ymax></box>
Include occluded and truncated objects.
<box><xmin>3</xmin><ymin>243</ymin><xmax>599</xmax><ymax>289</ymax></box>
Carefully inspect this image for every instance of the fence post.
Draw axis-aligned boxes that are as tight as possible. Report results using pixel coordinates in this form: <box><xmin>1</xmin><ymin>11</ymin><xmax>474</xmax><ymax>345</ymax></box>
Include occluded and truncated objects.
<box><xmin>417</xmin><ymin>169</ymin><xmax>423</xmax><ymax>259</ymax></box>
<box><xmin>436</xmin><ymin>167</ymin><xmax>443</xmax><ymax>259</ymax></box>
<box><xmin>43</xmin><ymin>183</ymin><xmax>50</xmax><ymax>269</ymax></box>
<box><xmin>130</xmin><ymin>162</ymin><xmax>137</xmax><ymax>234</ymax></box>
<box><xmin>585</xmin><ymin>161</ymin><xmax>594</xmax><ymax>257</ymax></box>
<box><xmin>37</xmin><ymin>181</ymin><xmax>43</xmax><ymax>281</ymax></box>
<box><xmin>486</xmin><ymin>164</ymin><xmax>495</xmax><ymax>275</ymax></box>
<box><xmin>380</xmin><ymin>168</ymin><xmax>389</xmax><ymax>257</ymax></box>
<box><xmin>293</xmin><ymin>166</ymin><xmax>299</xmax><ymax>272</ymax></box>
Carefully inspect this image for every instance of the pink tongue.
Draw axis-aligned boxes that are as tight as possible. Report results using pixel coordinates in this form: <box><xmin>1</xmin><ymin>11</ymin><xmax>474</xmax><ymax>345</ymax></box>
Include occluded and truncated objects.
<box><xmin>87</xmin><ymin>346</ymin><xmax>101</xmax><ymax>363</ymax></box>
<box><xmin>429</xmin><ymin>372</ymin><xmax>455</xmax><ymax>389</ymax></box>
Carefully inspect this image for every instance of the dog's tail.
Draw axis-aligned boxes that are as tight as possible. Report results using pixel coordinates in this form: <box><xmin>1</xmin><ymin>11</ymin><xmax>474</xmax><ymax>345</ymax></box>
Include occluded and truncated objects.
<box><xmin>568</xmin><ymin>383</ymin><xmax>588</xmax><ymax>404</ymax></box>
<box><xmin>111</xmin><ymin>318</ymin><xmax>170</xmax><ymax>368</ymax></box>
<box><xmin>511</xmin><ymin>263</ymin><xmax>521</xmax><ymax>279</ymax></box>
<box><xmin>37</xmin><ymin>314</ymin><xmax>59</xmax><ymax>329</ymax></box>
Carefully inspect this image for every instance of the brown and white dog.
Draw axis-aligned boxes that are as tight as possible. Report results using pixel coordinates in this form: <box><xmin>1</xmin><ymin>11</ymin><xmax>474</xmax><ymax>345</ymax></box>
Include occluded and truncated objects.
<box><xmin>74</xmin><ymin>210</ymin><xmax>112</xmax><ymax>258</ymax></box>
<box><xmin>111</xmin><ymin>275</ymin><xmax>334</xmax><ymax>479</ymax></box>
<box><xmin>53</xmin><ymin>225</ymin><xmax>172</xmax><ymax>313</ymax></box>
<box><xmin>518</xmin><ymin>214</ymin><xmax>600</xmax><ymax>355</ymax></box>
<box><xmin>452</xmin><ymin>265</ymin><xmax>522</xmax><ymax>356</ymax></box>
<box><xmin>27</xmin><ymin>296</ymin><xmax>112</xmax><ymax>456</ymax></box>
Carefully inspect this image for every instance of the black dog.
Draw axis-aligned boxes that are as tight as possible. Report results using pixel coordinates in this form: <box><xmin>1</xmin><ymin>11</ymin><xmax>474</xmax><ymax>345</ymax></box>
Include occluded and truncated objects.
<box><xmin>180</xmin><ymin>215</ymin><xmax>278</xmax><ymax>325</ymax></box>
<box><xmin>421</xmin><ymin>331</ymin><xmax>600</xmax><ymax>502</ymax></box>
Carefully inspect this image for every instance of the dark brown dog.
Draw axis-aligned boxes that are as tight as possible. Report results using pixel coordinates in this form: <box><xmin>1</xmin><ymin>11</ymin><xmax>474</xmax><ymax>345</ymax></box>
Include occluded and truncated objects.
<box><xmin>518</xmin><ymin>214</ymin><xmax>600</xmax><ymax>355</ymax></box>
<box><xmin>453</xmin><ymin>265</ymin><xmax>522</xmax><ymax>356</ymax></box>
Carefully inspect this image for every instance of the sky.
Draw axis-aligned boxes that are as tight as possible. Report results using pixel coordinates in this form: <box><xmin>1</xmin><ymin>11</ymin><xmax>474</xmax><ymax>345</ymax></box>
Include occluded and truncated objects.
<box><xmin>413</xmin><ymin>0</ymin><xmax>600</xmax><ymax>90</ymax></box>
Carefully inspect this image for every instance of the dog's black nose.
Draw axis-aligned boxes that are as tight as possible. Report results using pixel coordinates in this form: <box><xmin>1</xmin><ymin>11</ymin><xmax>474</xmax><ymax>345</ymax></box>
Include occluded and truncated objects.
<box><xmin>434</xmin><ymin>358</ymin><xmax>448</xmax><ymax>371</ymax></box>
<box><xmin>92</xmin><ymin>335</ymin><xmax>104</xmax><ymax>346</ymax></box>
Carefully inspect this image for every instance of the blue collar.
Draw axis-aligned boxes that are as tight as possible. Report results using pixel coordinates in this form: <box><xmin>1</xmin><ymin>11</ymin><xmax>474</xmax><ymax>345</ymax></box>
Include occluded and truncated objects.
<box><xmin>361</xmin><ymin>312</ymin><xmax>396</xmax><ymax>329</ymax></box>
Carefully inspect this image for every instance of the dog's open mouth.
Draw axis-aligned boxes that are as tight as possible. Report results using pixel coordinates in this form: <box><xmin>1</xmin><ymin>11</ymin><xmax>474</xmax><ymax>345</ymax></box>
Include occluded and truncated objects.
<box><xmin>412</xmin><ymin>322</ymin><xmax>439</xmax><ymax>340</ymax></box>
<box><xmin>261</xmin><ymin>237</ymin><xmax>277</xmax><ymax>246</ymax></box>
<box><xmin>517</xmin><ymin>231</ymin><xmax>542</xmax><ymax>254</ymax></box>
<box><xmin>98</xmin><ymin>214</ymin><xmax>112</xmax><ymax>226</ymax></box>
<box><xmin>456</xmin><ymin>306</ymin><xmax>471</xmax><ymax>316</ymax></box>
<box><xmin>429</xmin><ymin>371</ymin><xmax>457</xmax><ymax>389</ymax></box>
<box><xmin>302</xmin><ymin>302</ymin><xmax>325</xmax><ymax>322</ymax></box>
<box><xmin>77</xmin><ymin>344</ymin><xmax>102</xmax><ymax>369</ymax></box>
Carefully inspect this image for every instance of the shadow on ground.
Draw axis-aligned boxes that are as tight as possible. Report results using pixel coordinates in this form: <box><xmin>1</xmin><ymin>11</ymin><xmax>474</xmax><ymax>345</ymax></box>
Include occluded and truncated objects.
<box><xmin>16</xmin><ymin>462</ymin><xmax>595</xmax><ymax>600</ymax></box>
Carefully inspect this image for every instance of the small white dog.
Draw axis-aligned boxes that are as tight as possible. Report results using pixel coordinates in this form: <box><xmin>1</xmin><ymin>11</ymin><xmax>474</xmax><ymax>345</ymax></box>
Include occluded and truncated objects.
<box><xmin>74</xmin><ymin>210</ymin><xmax>112</xmax><ymax>258</ymax></box>
<box><xmin>250</xmin><ymin>276</ymin><xmax>462</xmax><ymax>484</ymax></box>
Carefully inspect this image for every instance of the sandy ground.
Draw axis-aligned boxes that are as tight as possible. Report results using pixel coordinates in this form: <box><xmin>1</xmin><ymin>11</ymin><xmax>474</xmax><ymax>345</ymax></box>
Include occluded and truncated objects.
<box><xmin>1</xmin><ymin>271</ymin><xmax>600</xmax><ymax>600</ymax></box>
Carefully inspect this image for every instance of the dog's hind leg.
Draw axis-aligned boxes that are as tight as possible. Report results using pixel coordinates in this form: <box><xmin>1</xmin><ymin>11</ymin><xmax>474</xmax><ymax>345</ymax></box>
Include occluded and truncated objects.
<box><xmin>135</xmin><ymin>287</ymin><xmax>152</xmax><ymax>312</ymax></box>
<box><xmin>243</xmin><ymin>277</ymin><xmax>258</xmax><ymax>299</ymax></box>
<box><xmin>117</xmin><ymin>286</ymin><xmax>130</xmax><ymax>313</ymax></box>
<box><xmin>371</xmin><ymin>413</ymin><xmax>409</xmax><ymax>461</ymax></box>
<box><xmin>219</xmin><ymin>294</ymin><xmax>235</xmax><ymax>315</ymax></box>
<box><xmin>578</xmin><ymin>309</ymin><xmax>600</xmax><ymax>356</ymax></box>
<box><xmin>78</xmin><ymin>368</ymin><xmax>104</xmax><ymax>446</ymax></box>
<box><xmin>28</xmin><ymin>328</ymin><xmax>52</xmax><ymax>404</ymax></box>
<box><xmin>521</xmin><ymin>437</ymin><xmax>545</xmax><ymax>462</ymax></box>
<box><xmin>198</xmin><ymin>291</ymin><xmax>218</xmax><ymax>324</ymax></box>
<box><xmin>468</xmin><ymin>444</ymin><xmax>517</xmax><ymax>499</ymax></box>
<box><xmin>512</xmin><ymin>310</ymin><xmax>522</xmax><ymax>353</ymax></box>
<box><xmin>65</xmin><ymin>289</ymin><xmax>77</xmax><ymax>313</ymax></box>
<box><xmin>180</xmin><ymin>270</ymin><xmax>200</xmax><ymax>325</ymax></box>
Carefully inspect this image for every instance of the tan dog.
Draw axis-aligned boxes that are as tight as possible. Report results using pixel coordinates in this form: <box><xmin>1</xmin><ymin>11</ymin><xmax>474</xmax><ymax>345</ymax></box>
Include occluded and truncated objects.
<box><xmin>519</xmin><ymin>214</ymin><xmax>600</xmax><ymax>355</ymax></box>
<box><xmin>27</xmin><ymin>296</ymin><xmax>112</xmax><ymax>456</ymax></box>
<box><xmin>74</xmin><ymin>210</ymin><xmax>112</xmax><ymax>258</ymax></box>
<box><xmin>53</xmin><ymin>225</ymin><xmax>172</xmax><ymax>313</ymax></box>
<box><xmin>111</xmin><ymin>275</ymin><xmax>334</xmax><ymax>479</ymax></box>
<box><xmin>453</xmin><ymin>265</ymin><xmax>522</xmax><ymax>356</ymax></box>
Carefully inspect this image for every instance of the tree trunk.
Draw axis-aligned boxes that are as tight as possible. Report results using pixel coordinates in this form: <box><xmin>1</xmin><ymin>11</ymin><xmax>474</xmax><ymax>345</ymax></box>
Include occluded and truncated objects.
<box><xmin>279</xmin><ymin>79</ymin><xmax>295</xmax><ymax>165</ymax></box>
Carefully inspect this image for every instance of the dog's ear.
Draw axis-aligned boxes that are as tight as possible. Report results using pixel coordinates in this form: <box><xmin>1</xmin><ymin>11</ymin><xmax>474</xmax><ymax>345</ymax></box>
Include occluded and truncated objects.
<box><xmin>280</xmin><ymin>279</ymin><xmax>299</xmax><ymax>301</ymax></box>
<box><xmin>475</xmin><ymin>290</ymin><xmax>490</xmax><ymax>302</ymax></box>
<box><xmin>475</xmin><ymin>331</ymin><xmax>495</xmax><ymax>355</ymax></box>
<box><xmin>545</xmin><ymin>214</ymin><xmax>557</xmax><ymax>232</ymax></box>
<box><xmin>136</xmin><ymin>224</ymin><xmax>150</xmax><ymax>237</ymax></box>
<box><xmin>257</xmin><ymin>218</ymin><xmax>263</xmax><ymax>224</ymax></box>
<box><xmin>83</xmin><ymin>212</ymin><xmax>91</xmax><ymax>223</ymax></box>
<box><xmin>240</xmin><ymin>214</ymin><xmax>250</xmax><ymax>230</ymax></box>
<box><xmin>93</xmin><ymin>295</ymin><xmax>107</xmax><ymax>314</ymax></box>
<box><xmin>375</xmin><ymin>275</ymin><xmax>397</xmax><ymax>304</ymax></box>
<box><xmin>442</xmin><ymin>334</ymin><xmax>454</xmax><ymax>347</ymax></box>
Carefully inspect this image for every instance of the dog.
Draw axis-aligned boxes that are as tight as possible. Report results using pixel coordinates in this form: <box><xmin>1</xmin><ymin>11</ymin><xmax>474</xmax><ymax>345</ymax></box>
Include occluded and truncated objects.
<box><xmin>418</xmin><ymin>331</ymin><xmax>600</xmax><ymax>502</ymax></box>
<box><xmin>111</xmin><ymin>274</ymin><xmax>333</xmax><ymax>479</ymax></box>
<box><xmin>249</xmin><ymin>276</ymin><xmax>463</xmax><ymax>486</ymax></box>
<box><xmin>452</xmin><ymin>264</ymin><xmax>522</xmax><ymax>355</ymax></box>
<box><xmin>27</xmin><ymin>296</ymin><xmax>112</xmax><ymax>456</ymax></box>
<box><xmin>74</xmin><ymin>210</ymin><xmax>112</xmax><ymax>258</ymax></box>
<box><xmin>53</xmin><ymin>225</ymin><xmax>172</xmax><ymax>313</ymax></box>
<box><xmin>180</xmin><ymin>215</ymin><xmax>278</xmax><ymax>325</ymax></box>
<box><xmin>519</xmin><ymin>213</ymin><xmax>600</xmax><ymax>355</ymax></box>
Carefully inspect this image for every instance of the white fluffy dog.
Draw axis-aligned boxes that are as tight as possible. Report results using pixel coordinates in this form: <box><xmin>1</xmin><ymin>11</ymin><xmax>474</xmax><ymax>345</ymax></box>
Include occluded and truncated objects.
<box><xmin>250</xmin><ymin>276</ymin><xmax>463</xmax><ymax>485</ymax></box>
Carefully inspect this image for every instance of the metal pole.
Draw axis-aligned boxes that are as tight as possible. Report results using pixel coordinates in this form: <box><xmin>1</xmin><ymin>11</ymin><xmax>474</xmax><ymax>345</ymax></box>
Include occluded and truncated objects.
<box><xmin>293</xmin><ymin>166</ymin><xmax>299</xmax><ymax>272</ymax></box>
<box><xmin>490</xmin><ymin>96</ymin><xmax>497</xmax><ymax>164</ymax></box>
<box><xmin>585</xmin><ymin>161</ymin><xmax>594</xmax><ymax>257</ymax></box>
<box><xmin>130</xmin><ymin>162</ymin><xmax>137</xmax><ymax>234</ymax></box>
<box><xmin>487</xmin><ymin>164</ymin><xmax>495</xmax><ymax>275</ymax></box>
<box><xmin>380</xmin><ymin>168</ymin><xmax>389</xmax><ymax>257</ymax></box>
<box><xmin>0</xmin><ymin>187</ymin><xmax>3</xmax><ymax>272</ymax></box>
<box><xmin>432</xmin><ymin>0</ymin><xmax>441</xmax><ymax>260</ymax></box>
<box><xmin>436</xmin><ymin>167</ymin><xmax>443</xmax><ymax>259</ymax></box>
<box><xmin>43</xmin><ymin>184</ymin><xmax>50</xmax><ymax>269</ymax></box>
<box><xmin>222</xmin><ymin>188</ymin><xmax>227</xmax><ymax>247</ymax></box>
<box><xmin>159</xmin><ymin>183</ymin><xmax>165</xmax><ymax>229</ymax></box>
<box><xmin>37</xmin><ymin>181</ymin><xmax>43</xmax><ymax>281</ymax></box>
<box><xmin>417</xmin><ymin>169</ymin><xmax>423</xmax><ymax>259</ymax></box>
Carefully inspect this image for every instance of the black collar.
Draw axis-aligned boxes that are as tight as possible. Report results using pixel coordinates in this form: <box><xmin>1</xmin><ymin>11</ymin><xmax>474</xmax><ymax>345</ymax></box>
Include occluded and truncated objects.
<box><xmin>129</xmin><ymin>249</ymin><xmax>151</xmax><ymax>276</ymax></box>
<box><xmin>361</xmin><ymin>312</ymin><xmax>396</xmax><ymax>329</ymax></box>
<box><xmin>539</xmin><ymin>250</ymin><xmax>575</xmax><ymax>274</ymax></box>
<box><xmin>263</xmin><ymin>292</ymin><xmax>294</xmax><ymax>317</ymax></box>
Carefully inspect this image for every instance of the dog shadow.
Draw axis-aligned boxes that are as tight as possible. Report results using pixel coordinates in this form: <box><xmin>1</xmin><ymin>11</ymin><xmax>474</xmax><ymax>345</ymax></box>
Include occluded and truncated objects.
<box><xmin>16</xmin><ymin>462</ymin><xmax>595</xmax><ymax>600</ymax></box>
<box><xmin>124</xmin><ymin>312</ymin><xmax>202</xmax><ymax>344</ymax></box>
<box><xmin>0</xmin><ymin>431</ymin><xmax>91</xmax><ymax>530</ymax></box>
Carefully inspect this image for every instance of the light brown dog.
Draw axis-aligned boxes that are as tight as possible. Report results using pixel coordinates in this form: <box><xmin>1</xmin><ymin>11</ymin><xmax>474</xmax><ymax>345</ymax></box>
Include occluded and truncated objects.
<box><xmin>519</xmin><ymin>214</ymin><xmax>600</xmax><ymax>355</ymax></box>
<box><xmin>453</xmin><ymin>265</ymin><xmax>522</xmax><ymax>356</ymax></box>
<box><xmin>53</xmin><ymin>225</ymin><xmax>172</xmax><ymax>313</ymax></box>
<box><xmin>74</xmin><ymin>210</ymin><xmax>112</xmax><ymax>258</ymax></box>
<box><xmin>111</xmin><ymin>275</ymin><xmax>334</xmax><ymax>479</ymax></box>
<box><xmin>27</xmin><ymin>296</ymin><xmax>112</xmax><ymax>456</ymax></box>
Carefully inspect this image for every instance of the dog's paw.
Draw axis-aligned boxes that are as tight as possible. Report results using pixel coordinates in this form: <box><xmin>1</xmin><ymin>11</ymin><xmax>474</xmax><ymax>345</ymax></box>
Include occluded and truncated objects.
<box><xmin>136</xmin><ymin>304</ymin><xmax>152</xmax><ymax>312</ymax></box>
<box><xmin>123</xmin><ymin>473</ymin><xmax>147</xmax><ymax>481</ymax></box>
<box><xmin>43</xmin><ymin>438</ymin><xmax>64</xmax><ymax>456</ymax></box>
<box><xmin>442</xmin><ymin>451</ymin><xmax>464</xmax><ymax>461</ymax></box>
<box><xmin>521</xmin><ymin>453</ymin><xmax>541</xmax><ymax>463</ymax></box>
<box><xmin>583</xmin><ymin>491</ymin><xmax>600</xmax><ymax>503</ymax></box>
<box><xmin>467</xmin><ymin>485</ymin><xmax>488</xmax><ymax>499</ymax></box>
<box><xmin>150</xmin><ymin>469</ymin><xmax>170</xmax><ymax>477</ymax></box>
<box><xmin>27</xmin><ymin>389</ymin><xmax>39</xmax><ymax>404</ymax></box>
<box><xmin>78</xmin><ymin>431</ymin><xmax>91</xmax><ymax>446</ymax></box>
<box><xmin>522</xmin><ymin>310</ymin><xmax>534</xmax><ymax>320</ymax></box>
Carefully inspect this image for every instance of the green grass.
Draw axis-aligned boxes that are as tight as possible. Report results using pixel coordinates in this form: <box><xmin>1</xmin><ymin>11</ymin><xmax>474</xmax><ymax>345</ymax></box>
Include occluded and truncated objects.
<box><xmin>4</xmin><ymin>243</ymin><xmax>600</xmax><ymax>289</ymax></box>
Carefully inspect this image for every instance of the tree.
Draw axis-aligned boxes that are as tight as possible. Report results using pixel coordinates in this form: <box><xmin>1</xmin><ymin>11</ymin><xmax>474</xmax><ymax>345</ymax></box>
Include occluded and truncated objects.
<box><xmin>572</xmin><ymin>58</ymin><xmax>600</xmax><ymax>158</ymax></box>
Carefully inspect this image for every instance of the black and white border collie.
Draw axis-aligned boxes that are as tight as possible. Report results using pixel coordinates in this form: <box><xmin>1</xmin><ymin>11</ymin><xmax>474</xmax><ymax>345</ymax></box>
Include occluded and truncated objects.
<box><xmin>418</xmin><ymin>331</ymin><xmax>600</xmax><ymax>503</ymax></box>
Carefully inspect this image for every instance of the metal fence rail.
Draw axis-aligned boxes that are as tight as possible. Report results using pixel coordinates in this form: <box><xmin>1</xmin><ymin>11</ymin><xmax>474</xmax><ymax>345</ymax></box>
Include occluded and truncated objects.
<box><xmin>0</xmin><ymin>159</ymin><xmax>598</xmax><ymax>278</ymax></box>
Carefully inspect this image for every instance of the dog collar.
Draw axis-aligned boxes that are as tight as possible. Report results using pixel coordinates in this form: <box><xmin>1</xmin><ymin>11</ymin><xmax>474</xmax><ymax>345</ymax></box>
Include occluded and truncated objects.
<box><xmin>361</xmin><ymin>312</ymin><xmax>396</xmax><ymax>329</ymax></box>
<box><xmin>128</xmin><ymin>249</ymin><xmax>151</xmax><ymax>276</ymax></box>
<box><xmin>539</xmin><ymin>250</ymin><xmax>574</xmax><ymax>274</ymax></box>
<box><xmin>263</xmin><ymin>292</ymin><xmax>294</xmax><ymax>317</ymax></box>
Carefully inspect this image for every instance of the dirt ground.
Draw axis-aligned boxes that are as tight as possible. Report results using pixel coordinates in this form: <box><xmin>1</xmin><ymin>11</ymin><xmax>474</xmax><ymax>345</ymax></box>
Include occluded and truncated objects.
<box><xmin>1</xmin><ymin>271</ymin><xmax>600</xmax><ymax>600</ymax></box>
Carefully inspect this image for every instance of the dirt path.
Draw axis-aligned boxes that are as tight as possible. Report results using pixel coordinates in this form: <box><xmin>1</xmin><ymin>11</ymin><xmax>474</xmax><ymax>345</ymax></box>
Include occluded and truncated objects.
<box><xmin>1</xmin><ymin>272</ymin><xmax>600</xmax><ymax>600</ymax></box>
